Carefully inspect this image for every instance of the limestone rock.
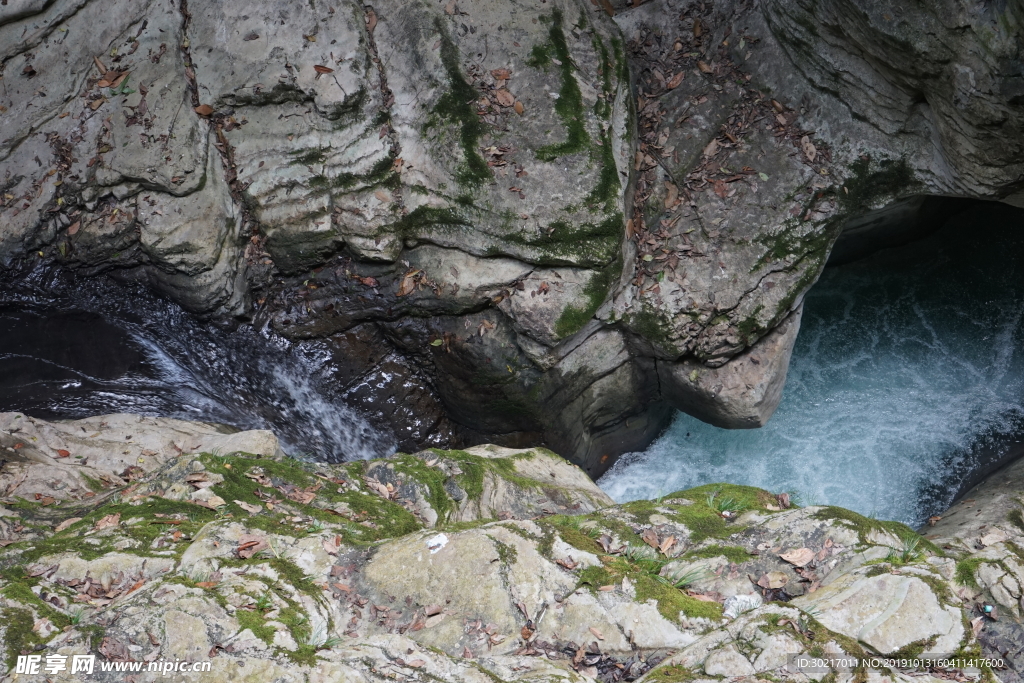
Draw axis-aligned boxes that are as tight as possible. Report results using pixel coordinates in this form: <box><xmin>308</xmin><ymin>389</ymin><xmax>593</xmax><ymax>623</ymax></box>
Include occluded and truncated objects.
<box><xmin>792</xmin><ymin>570</ymin><xmax>965</xmax><ymax>654</ymax></box>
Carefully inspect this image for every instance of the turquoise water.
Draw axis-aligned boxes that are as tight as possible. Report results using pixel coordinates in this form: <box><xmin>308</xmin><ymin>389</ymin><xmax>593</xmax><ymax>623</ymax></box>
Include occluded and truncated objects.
<box><xmin>600</xmin><ymin>203</ymin><xmax>1024</xmax><ymax>525</ymax></box>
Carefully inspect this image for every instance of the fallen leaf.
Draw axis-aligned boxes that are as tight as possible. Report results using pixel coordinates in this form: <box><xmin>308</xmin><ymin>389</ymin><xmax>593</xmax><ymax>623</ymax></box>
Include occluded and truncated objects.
<box><xmin>598</xmin><ymin>585</ymin><xmax>615</xmax><ymax>592</ymax></box>
<box><xmin>12</xmin><ymin>443</ymin><xmax>22</xmax><ymax>449</ymax></box>
<box><xmin>407</xmin><ymin>660</ymin><xmax>425</xmax><ymax>668</ymax></box>
<box><xmin>513</xmin><ymin>100</ymin><xmax>525</xmax><ymax>115</ymax></box>
<box><xmin>322</xmin><ymin>537</ymin><xmax>341</xmax><ymax>556</ymax></box>
<box><xmin>664</xmin><ymin>182</ymin><xmax>679</xmax><ymax>209</ymax></box>
<box><xmin>659</xmin><ymin>535</ymin><xmax>676</xmax><ymax>556</ymax></box>
<box><xmin>779</xmin><ymin>547</ymin><xmax>815</xmax><ymax>567</ymax></box>
<box><xmin>365</xmin><ymin>9</ymin><xmax>377</xmax><ymax>33</ymax></box>
<box><xmin>89</xmin><ymin>98</ymin><xmax>105</xmax><ymax>111</ymax></box>
<box><xmin>757</xmin><ymin>571</ymin><xmax>789</xmax><ymax>589</ymax></box>
<box><xmin>702</xmin><ymin>138</ymin><xmax>719</xmax><ymax>158</ymax></box>
<box><xmin>589</xmin><ymin>627</ymin><xmax>604</xmax><ymax>640</ymax></box>
<box><xmin>397</xmin><ymin>269</ymin><xmax>420</xmax><ymax>297</ymax></box>
<box><xmin>971</xmin><ymin>616</ymin><xmax>985</xmax><ymax>636</ymax></box>
<box><xmin>641</xmin><ymin>527</ymin><xmax>659</xmax><ymax>549</ymax></box>
<box><xmin>93</xmin><ymin>56</ymin><xmax>108</xmax><ymax>74</ymax></box>
<box><xmin>55</xmin><ymin>517</ymin><xmax>83</xmax><ymax>532</ymax></box>
<box><xmin>374</xmin><ymin>189</ymin><xmax>390</xmax><ymax>202</ymax></box>
<box><xmin>666</xmin><ymin>71</ymin><xmax>684</xmax><ymax>89</ymax></box>
<box><xmin>491</xmin><ymin>68</ymin><xmax>512</xmax><ymax>80</ymax></box>
<box><xmin>236</xmin><ymin>534</ymin><xmax>268</xmax><ymax>559</ymax></box>
<box><xmin>697</xmin><ymin>60</ymin><xmax>713</xmax><ymax>74</ymax></box>
<box><xmin>235</xmin><ymin>500</ymin><xmax>262</xmax><ymax>514</ymax></box>
<box><xmin>94</xmin><ymin>513</ymin><xmax>121</xmax><ymax>530</ymax></box>
<box><xmin>444</xmin><ymin>0</ymin><xmax>457</xmax><ymax>15</ymax></box>
<box><xmin>286</xmin><ymin>490</ymin><xmax>316</xmax><ymax>505</ymax></box>
<box><xmin>494</xmin><ymin>88</ymin><xmax>515</xmax><ymax>107</ymax></box>
<box><xmin>67</xmin><ymin>221</ymin><xmax>81</xmax><ymax>236</ymax></box>
<box><xmin>314</xmin><ymin>65</ymin><xmax>335</xmax><ymax>74</ymax></box>
<box><xmin>800</xmin><ymin>135</ymin><xmax>817</xmax><ymax>163</ymax></box>
<box><xmin>195</xmin><ymin>581</ymin><xmax>219</xmax><ymax>589</ymax></box>
<box><xmin>56</xmin><ymin>449</ymin><xmax>70</xmax><ymax>458</ymax></box>
<box><xmin>776</xmin><ymin>492</ymin><xmax>790</xmax><ymax>508</ymax></box>
<box><xmin>194</xmin><ymin>104</ymin><xmax>214</xmax><ymax>117</ymax></box>
<box><xmin>927</xmin><ymin>515</ymin><xmax>942</xmax><ymax>526</ymax></box>
<box><xmin>688</xmin><ymin>592</ymin><xmax>720</xmax><ymax>602</ymax></box>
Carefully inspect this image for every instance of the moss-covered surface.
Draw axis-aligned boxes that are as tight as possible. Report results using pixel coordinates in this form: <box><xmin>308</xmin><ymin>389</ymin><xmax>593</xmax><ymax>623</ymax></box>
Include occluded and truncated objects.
<box><xmin>681</xmin><ymin>545</ymin><xmax>754</xmax><ymax>564</ymax></box>
<box><xmin>533</xmin><ymin>10</ymin><xmax>589</xmax><ymax>162</ymax></box>
<box><xmin>955</xmin><ymin>556</ymin><xmax>984</xmax><ymax>589</ymax></box>
<box><xmin>812</xmin><ymin>506</ymin><xmax>940</xmax><ymax>554</ymax></box>
<box><xmin>554</xmin><ymin>260</ymin><xmax>620</xmax><ymax>338</ymax></box>
<box><xmin>427</xmin><ymin>19</ymin><xmax>490</xmax><ymax>187</ymax></box>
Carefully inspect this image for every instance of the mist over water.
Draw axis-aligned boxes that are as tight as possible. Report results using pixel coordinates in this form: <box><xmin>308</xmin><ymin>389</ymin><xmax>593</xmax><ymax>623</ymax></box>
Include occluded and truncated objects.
<box><xmin>0</xmin><ymin>275</ymin><xmax>395</xmax><ymax>462</ymax></box>
<box><xmin>600</xmin><ymin>203</ymin><xmax>1024</xmax><ymax>526</ymax></box>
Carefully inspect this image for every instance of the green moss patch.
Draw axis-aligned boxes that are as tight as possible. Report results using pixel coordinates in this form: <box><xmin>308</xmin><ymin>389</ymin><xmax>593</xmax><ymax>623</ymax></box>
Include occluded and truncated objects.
<box><xmin>534</xmin><ymin>10</ymin><xmax>589</xmax><ymax>162</ymax></box>
<box><xmin>427</xmin><ymin>19</ymin><xmax>490</xmax><ymax>187</ymax></box>
<box><xmin>554</xmin><ymin>261</ymin><xmax>618</xmax><ymax>338</ymax></box>
<box><xmin>812</xmin><ymin>506</ymin><xmax>940</xmax><ymax>554</ymax></box>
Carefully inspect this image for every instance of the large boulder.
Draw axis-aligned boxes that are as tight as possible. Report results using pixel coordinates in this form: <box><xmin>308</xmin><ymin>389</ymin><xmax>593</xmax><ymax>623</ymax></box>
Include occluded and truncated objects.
<box><xmin>0</xmin><ymin>416</ymin><xmax>998</xmax><ymax>682</ymax></box>
<box><xmin>3</xmin><ymin>0</ymin><xmax>1023</xmax><ymax>472</ymax></box>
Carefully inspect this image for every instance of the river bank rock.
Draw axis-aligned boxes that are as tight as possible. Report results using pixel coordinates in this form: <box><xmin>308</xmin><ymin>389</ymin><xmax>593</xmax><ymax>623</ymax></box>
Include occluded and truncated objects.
<box><xmin>0</xmin><ymin>415</ymin><xmax>994</xmax><ymax>682</ymax></box>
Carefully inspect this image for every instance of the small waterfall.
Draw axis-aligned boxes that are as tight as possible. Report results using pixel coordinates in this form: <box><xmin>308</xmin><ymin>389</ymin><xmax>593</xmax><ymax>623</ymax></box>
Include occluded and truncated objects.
<box><xmin>0</xmin><ymin>274</ymin><xmax>395</xmax><ymax>462</ymax></box>
<box><xmin>600</xmin><ymin>203</ymin><xmax>1024</xmax><ymax>526</ymax></box>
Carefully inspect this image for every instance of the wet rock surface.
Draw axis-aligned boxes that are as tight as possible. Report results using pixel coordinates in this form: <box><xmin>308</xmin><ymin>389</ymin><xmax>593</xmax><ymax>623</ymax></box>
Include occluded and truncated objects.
<box><xmin>2</xmin><ymin>0</ymin><xmax>1023</xmax><ymax>471</ymax></box>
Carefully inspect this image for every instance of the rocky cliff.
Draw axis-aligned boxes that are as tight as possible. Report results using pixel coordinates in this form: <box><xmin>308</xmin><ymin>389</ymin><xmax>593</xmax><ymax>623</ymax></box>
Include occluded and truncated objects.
<box><xmin>0</xmin><ymin>413</ymin><xmax>1019</xmax><ymax>683</ymax></box>
<box><xmin>2</xmin><ymin>0</ymin><xmax>1021</xmax><ymax>473</ymax></box>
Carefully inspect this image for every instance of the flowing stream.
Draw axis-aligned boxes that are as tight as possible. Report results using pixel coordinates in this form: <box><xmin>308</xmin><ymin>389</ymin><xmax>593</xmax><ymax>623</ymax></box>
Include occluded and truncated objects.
<box><xmin>0</xmin><ymin>274</ymin><xmax>395</xmax><ymax>462</ymax></box>
<box><xmin>600</xmin><ymin>202</ymin><xmax>1024</xmax><ymax>526</ymax></box>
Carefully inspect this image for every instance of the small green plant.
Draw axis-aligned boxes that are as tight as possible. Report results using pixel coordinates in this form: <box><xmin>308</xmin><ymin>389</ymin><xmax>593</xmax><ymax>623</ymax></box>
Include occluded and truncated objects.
<box><xmin>320</xmin><ymin>635</ymin><xmax>342</xmax><ymax>650</ymax></box>
<box><xmin>886</xmin><ymin>534</ymin><xmax>923</xmax><ymax>566</ymax></box>
<box><xmin>70</xmin><ymin>608</ymin><xmax>84</xmax><ymax>625</ymax></box>
<box><xmin>706</xmin><ymin>490</ymin><xmax>747</xmax><ymax>514</ymax></box>
<box><xmin>309</xmin><ymin>519</ymin><xmax>326</xmax><ymax>534</ymax></box>
<box><xmin>254</xmin><ymin>593</ymin><xmax>273</xmax><ymax>612</ymax></box>
<box><xmin>662</xmin><ymin>566</ymin><xmax>707</xmax><ymax>589</ymax></box>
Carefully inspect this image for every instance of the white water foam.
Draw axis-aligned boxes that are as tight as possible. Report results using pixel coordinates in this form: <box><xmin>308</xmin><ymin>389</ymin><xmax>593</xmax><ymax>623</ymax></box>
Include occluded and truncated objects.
<box><xmin>600</xmin><ymin>203</ymin><xmax>1024</xmax><ymax>526</ymax></box>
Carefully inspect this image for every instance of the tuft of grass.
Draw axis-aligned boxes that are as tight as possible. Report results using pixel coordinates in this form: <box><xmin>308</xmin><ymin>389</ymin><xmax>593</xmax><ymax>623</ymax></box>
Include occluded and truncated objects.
<box><xmin>955</xmin><ymin>557</ymin><xmax>984</xmax><ymax>589</ymax></box>
<box><xmin>885</xmin><ymin>534</ymin><xmax>924</xmax><ymax>566</ymax></box>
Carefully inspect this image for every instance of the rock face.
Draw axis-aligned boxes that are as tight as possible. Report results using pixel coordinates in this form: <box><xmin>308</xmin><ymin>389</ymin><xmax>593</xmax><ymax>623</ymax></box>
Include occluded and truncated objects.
<box><xmin>0</xmin><ymin>415</ymin><xmax>998</xmax><ymax>683</ymax></box>
<box><xmin>2</xmin><ymin>0</ymin><xmax>1023</xmax><ymax>472</ymax></box>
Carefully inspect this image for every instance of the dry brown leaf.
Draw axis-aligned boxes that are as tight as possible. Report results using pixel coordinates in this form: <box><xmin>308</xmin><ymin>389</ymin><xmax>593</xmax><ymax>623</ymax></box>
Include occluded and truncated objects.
<box><xmin>110</xmin><ymin>71</ymin><xmax>129</xmax><ymax>89</ymax></box>
<box><xmin>664</xmin><ymin>182</ymin><xmax>679</xmax><ymax>209</ymax></box>
<box><xmin>365</xmin><ymin>9</ymin><xmax>377</xmax><ymax>33</ymax></box>
<box><xmin>56</xmin><ymin>449</ymin><xmax>71</xmax><ymax>458</ymax></box>
<box><xmin>666</xmin><ymin>71</ymin><xmax>684</xmax><ymax>89</ymax></box>
<box><xmin>374</xmin><ymin>189</ymin><xmax>390</xmax><ymax>202</ymax></box>
<box><xmin>597</xmin><ymin>585</ymin><xmax>615</xmax><ymax>592</ymax></box>
<box><xmin>397</xmin><ymin>269</ymin><xmax>420</xmax><ymax>297</ymax></box>
<box><xmin>95</xmin><ymin>513</ymin><xmax>121</xmax><ymax>530</ymax></box>
<box><xmin>194</xmin><ymin>104</ymin><xmax>214</xmax><ymax>117</ymax></box>
<box><xmin>659</xmin><ymin>535</ymin><xmax>676</xmax><ymax>556</ymax></box>
<box><xmin>89</xmin><ymin>98</ymin><xmax>105</xmax><ymax>111</ymax></box>
<box><xmin>688</xmin><ymin>592</ymin><xmax>720</xmax><ymax>602</ymax></box>
<box><xmin>322</xmin><ymin>537</ymin><xmax>341</xmax><ymax>556</ymax></box>
<box><xmin>513</xmin><ymin>100</ymin><xmax>525</xmax><ymax>115</ymax></box>
<box><xmin>407</xmin><ymin>660</ymin><xmax>425</xmax><ymax>668</ymax></box>
<box><xmin>641</xmin><ymin>527</ymin><xmax>659</xmax><ymax>549</ymax></box>
<box><xmin>236</xmin><ymin>534</ymin><xmax>268</xmax><ymax>559</ymax></box>
<box><xmin>93</xmin><ymin>56</ymin><xmax>108</xmax><ymax>74</ymax></box>
<box><xmin>757</xmin><ymin>571</ymin><xmax>789</xmax><ymax>589</ymax></box>
<box><xmin>67</xmin><ymin>221</ymin><xmax>81</xmax><ymax>236</ymax></box>
<box><xmin>801</xmin><ymin>135</ymin><xmax>817</xmax><ymax>163</ymax></box>
<box><xmin>697</xmin><ymin>61</ymin><xmax>713</xmax><ymax>74</ymax></box>
<box><xmin>779</xmin><ymin>547</ymin><xmax>815</xmax><ymax>567</ymax></box>
<box><xmin>702</xmin><ymin>138</ymin><xmax>719</xmax><ymax>158</ymax></box>
<box><xmin>491</xmin><ymin>68</ymin><xmax>512</xmax><ymax>80</ymax></box>
<box><xmin>235</xmin><ymin>500</ymin><xmax>262</xmax><ymax>514</ymax></box>
<box><xmin>444</xmin><ymin>0</ymin><xmax>457</xmax><ymax>15</ymax></box>
<box><xmin>55</xmin><ymin>517</ymin><xmax>83</xmax><ymax>533</ymax></box>
<box><xmin>195</xmin><ymin>581</ymin><xmax>218</xmax><ymax>589</ymax></box>
<box><xmin>589</xmin><ymin>626</ymin><xmax>604</xmax><ymax>640</ymax></box>
<box><xmin>314</xmin><ymin>65</ymin><xmax>334</xmax><ymax>74</ymax></box>
<box><xmin>495</xmin><ymin>88</ymin><xmax>515</xmax><ymax>107</ymax></box>
<box><xmin>286</xmin><ymin>490</ymin><xmax>316</xmax><ymax>505</ymax></box>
